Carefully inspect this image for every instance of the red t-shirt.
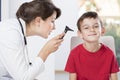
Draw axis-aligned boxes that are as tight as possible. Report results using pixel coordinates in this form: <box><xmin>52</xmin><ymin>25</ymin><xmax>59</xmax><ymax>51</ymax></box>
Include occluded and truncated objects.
<box><xmin>65</xmin><ymin>43</ymin><xmax>119</xmax><ymax>80</ymax></box>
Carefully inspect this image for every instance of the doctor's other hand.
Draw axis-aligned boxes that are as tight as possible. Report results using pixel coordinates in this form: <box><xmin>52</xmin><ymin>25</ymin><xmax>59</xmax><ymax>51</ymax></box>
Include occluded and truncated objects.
<box><xmin>38</xmin><ymin>33</ymin><xmax>65</xmax><ymax>62</ymax></box>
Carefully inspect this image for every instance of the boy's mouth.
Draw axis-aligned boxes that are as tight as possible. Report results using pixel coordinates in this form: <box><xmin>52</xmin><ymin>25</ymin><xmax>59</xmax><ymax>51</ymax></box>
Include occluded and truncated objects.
<box><xmin>88</xmin><ymin>33</ymin><xmax>97</xmax><ymax>36</ymax></box>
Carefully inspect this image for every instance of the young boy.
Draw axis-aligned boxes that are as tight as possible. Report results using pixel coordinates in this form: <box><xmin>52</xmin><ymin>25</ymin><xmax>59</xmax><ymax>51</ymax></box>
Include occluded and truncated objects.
<box><xmin>65</xmin><ymin>11</ymin><xmax>119</xmax><ymax>80</ymax></box>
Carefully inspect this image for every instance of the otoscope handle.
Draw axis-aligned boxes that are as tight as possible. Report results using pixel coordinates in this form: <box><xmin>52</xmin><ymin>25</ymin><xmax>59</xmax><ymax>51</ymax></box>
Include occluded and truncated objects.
<box><xmin>60</xmin><ymin>26</ymin><xmax>74</xmax><ymax>39</ymax></box>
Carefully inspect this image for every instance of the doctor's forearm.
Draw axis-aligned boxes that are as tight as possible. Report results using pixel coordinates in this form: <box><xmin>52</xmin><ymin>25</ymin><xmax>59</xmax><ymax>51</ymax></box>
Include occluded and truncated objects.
<box><xmin>38</xmin><ymin>50</ymin><xmax>50</xmax><ymax>62</ymax></box>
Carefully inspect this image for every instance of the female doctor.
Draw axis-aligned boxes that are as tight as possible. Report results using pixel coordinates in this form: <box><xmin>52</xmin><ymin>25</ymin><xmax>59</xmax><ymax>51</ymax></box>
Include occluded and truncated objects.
<box><xmin>0</xmin><ymin>0</ymin><xmax>64</xmax><ymax>80</ymax></box>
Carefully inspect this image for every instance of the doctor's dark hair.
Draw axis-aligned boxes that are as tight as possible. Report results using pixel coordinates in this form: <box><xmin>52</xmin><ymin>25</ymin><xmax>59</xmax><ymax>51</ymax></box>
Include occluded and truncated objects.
<box><xmin>33</xmin><ymin>0</ymin><xmax>52</xmax><ymax>3</ymax></box>
<box><xmin>16</xmin><ymin>0</ymin><xmax>61</xmax><ymax>24</ymax></box>
<box><xmin>77</xmin><ymin>11</ymin><xmax>103</xmax><ymax>31</ymax></box>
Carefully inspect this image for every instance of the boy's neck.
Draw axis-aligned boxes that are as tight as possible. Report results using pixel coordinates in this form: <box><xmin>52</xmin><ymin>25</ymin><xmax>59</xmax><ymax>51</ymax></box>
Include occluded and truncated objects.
<box><xmin>83</xmin><ymin>43</ymin><xmax>101</xmax><ymax>53</ymax></box>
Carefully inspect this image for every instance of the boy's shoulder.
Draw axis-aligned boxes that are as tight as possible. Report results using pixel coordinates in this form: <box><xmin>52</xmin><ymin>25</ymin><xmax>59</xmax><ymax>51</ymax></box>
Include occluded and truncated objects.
<box><xmin>101</xmin><ymin>43</ymin><xmax>115</xmax><ymax>56</ymax></box>
<box><xmin>72</xmin><ymin>43</ymin><xmax>82</xmax><ymax>50</ymax></box>
<box><xmin>70</xmin><ymin>44</ymin><xmax>83</xmax><ymax>55</ymax></box>
<box><xmin>102</xmin><ymin>43</ymin><xmax>113</xmax><ymax>52</ymax></box>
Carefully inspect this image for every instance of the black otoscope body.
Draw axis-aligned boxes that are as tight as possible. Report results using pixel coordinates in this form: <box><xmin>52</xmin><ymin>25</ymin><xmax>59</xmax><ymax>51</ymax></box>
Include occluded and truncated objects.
<box><xmin>60</xmin><ymin>26</ymin><xmax>74</xmax><ymax>39</ymax></box>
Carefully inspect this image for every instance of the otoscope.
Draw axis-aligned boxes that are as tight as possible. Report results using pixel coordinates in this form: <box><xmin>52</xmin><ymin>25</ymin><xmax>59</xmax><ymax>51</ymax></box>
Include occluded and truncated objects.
<box><xmin>60</xmin><ymin>26</ymin><xmax>74</xmax><ymax>39</ymax></box>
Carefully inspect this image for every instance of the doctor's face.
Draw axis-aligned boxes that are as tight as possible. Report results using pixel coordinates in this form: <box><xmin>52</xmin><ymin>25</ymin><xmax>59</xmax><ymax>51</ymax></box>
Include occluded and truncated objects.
<box><xmin>36</xmin><ymin>11</ymin><xmax>57</xmax><ymax>38</ymax></box>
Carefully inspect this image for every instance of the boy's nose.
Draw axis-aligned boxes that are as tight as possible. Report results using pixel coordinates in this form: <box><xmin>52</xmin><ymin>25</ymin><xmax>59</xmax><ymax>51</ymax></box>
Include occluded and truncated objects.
<box><xmin>89</xmin><ymin>26</ymin><xmax>95</xmax><ymax>31</ymax></box>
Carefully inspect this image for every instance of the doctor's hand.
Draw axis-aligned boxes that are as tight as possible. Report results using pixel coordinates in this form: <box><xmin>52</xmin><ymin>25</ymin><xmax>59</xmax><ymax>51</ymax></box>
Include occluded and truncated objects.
<box><xmin>38</xmin><ymin>33</ymin><xmax>65</xmax><ymax>62</ymax></box>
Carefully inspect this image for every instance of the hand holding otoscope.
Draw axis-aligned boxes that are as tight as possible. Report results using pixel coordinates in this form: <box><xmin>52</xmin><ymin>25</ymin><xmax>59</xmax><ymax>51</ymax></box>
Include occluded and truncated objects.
<box><xmin>41</xmin><ymin>26</ymin><xmax>73</xmax><ymax>60</ymax></box>
<box><xmin>60</xmin><ymin>26</ymin><xmax>74</xmax><ymax>39</ymax></box>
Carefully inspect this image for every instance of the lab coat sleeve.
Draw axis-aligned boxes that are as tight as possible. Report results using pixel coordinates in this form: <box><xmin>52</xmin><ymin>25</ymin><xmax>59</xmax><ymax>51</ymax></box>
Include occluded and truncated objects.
<box><xmin>0</xmin><ymin>28</ymin><xmax>45</xmax><ymax>80</ymax></box>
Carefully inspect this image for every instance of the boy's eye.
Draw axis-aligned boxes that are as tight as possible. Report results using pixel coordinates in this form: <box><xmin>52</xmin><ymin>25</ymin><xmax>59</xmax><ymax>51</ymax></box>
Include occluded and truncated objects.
<box><xmin>94</xmin><ymin>25</ymin><xmax>99</xmax><ymax>28</ymax></box>
<box><xmin>84</xmin><ymin>28</ymin><xmax>88</xmax><ymax>29</ymax></box>
<box><xmin>84</xmin><ymin>26</ymin><xmax>89</xmax><ymax>29</ymax></box>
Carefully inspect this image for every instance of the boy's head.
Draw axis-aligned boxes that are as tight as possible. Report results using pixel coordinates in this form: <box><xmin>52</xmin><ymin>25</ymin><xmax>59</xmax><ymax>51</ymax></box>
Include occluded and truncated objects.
<box><xmin>77</xmin><ymin>11</ymin><xmax>103</xmax><ymax>31</ymax></box>
<box><xmin>77</xmin><ymin>11</ymin><xmax>105</xmax><ymax>41</ymax></box>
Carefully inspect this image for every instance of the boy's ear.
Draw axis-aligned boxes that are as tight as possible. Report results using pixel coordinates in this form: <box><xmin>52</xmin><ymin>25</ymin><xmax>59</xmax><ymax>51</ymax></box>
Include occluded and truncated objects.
<box><xmin>101</xmin><ymin>27</ymin><xmax>106</xmax><ymax>36</ymax></box>
<box><xmin>77</xmin><ymin>30</ymin><xmax>83</xmax><ymax>39</ymax></box>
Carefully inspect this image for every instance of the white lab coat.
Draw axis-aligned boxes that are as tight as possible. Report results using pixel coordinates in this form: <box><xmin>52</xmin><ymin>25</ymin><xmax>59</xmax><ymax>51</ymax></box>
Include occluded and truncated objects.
<box><xmin>0</xmin><ymin>18</ymin><xmax>45</xmax><ymax>80</ymax></box>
